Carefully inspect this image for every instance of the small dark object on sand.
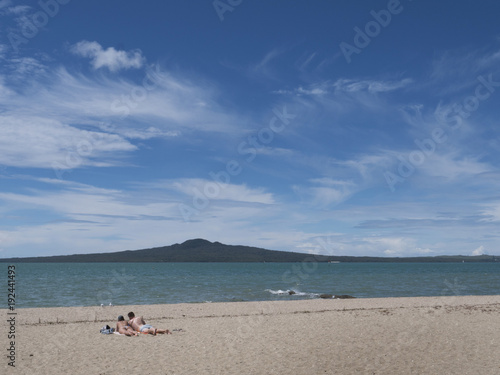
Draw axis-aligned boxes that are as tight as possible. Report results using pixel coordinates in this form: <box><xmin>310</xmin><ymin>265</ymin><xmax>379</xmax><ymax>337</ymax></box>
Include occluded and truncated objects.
<box><xmin>334</xmin><ymin>295</ymin><xmax>356</xmax><ymax>299</ymax></box>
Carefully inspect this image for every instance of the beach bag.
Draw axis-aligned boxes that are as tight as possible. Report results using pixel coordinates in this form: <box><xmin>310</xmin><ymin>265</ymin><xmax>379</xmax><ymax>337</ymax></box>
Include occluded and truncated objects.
<box><xmin>100</xmin><ymin>325</ymin><xmax>115</xmax><ymax>334</ymax></box>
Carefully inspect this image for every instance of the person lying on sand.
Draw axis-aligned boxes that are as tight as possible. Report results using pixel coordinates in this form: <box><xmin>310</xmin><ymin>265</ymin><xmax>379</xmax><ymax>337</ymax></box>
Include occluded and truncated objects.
<box><xmin>127</xmin><ymin>311</ymin><xmax>171</xmax><ymax>335</ymax></box>
<box><xmin>116</xmin><ymin>315</ymin><xmax>139</xmax><ymax>336</ymax></box>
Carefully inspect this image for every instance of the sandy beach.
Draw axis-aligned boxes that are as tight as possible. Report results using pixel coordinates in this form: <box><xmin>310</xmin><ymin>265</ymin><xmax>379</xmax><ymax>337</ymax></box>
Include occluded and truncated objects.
<box><xmin>2</xmin><ymin>295</ymin><xmax>499</xmax><ymax>374</ymax></box>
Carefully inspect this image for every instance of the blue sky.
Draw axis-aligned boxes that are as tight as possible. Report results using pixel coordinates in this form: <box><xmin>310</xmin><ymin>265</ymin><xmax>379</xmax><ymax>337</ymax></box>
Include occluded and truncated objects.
<box><xmin>1</xmin><ymin>0</ymin><xmax>500</xmax><ymax>258</ymax></box>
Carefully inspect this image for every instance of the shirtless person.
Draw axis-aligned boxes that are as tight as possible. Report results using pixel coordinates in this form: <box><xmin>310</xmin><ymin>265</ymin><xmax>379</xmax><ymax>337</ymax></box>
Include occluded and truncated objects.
<box><xmin>116</xmin><ymin>315</ymin><xmax>139</xmax><ymax>336</ymax></box>
<box><xmin>127</xmin><ymin>311</ymin><xmax>171</xmax><ymax>335</ymax></box>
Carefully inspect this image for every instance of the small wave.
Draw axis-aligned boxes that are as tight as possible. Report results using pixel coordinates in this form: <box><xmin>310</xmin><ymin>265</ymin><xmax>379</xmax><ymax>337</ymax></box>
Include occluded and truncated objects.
<box><xmin>265</xmin><ymin>289</ymin><xmax>319</xmax><ymax>298</ymax></box>
<box><xmin>266</xmin><ymin>289</ymin><xmax>290</xmax><ymax>295</ymax></box>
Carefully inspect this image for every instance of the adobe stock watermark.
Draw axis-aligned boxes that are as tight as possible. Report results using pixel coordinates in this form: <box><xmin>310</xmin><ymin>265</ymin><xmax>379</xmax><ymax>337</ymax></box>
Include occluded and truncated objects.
<box><xmin>282</xmin><ymin>236</ymin><xmax>337</xmax><ymax>285</ymax></box>
<box><xmin>372</xmin><ymin>277</ymin><xmax>468</xmax><ymax>372</ymax></box>
<box><xmin>384</xmin><ymin>73</ymin><xmax>499</xmax><ymax>192</ymax></box>
<box><xmin>340</xmin><ymin>0</ymin><xmax>413</xmax><ymax>64</ymax></box>
<box><xmin>222</xmin><ymin>301</ymin><xmax>274</xmax><ymax>355</ymax></box>
<box><xmin>213</xmin><ymin>0</ymin><xmax>242</xmax><ymax>21</ymax></box>
<box><xmin>110</xmin><ymin>63</ymin><xmax>166</xmax><ymax>119</ymax></box>
<box><xmin>52</xmin><ymin>63</ymin><xmax>166</xmax><ymax>179</ymax></box>
<box><xmin>223</xmin><ymin>236</ymin><xmax>337</xmax><ymax>354</ymax></box>
<box><xmin>8</xmin><ymin>0</ymin><xmax>71</xmax><ymax>52</ymax></box>
<box><xmin>179</xmin><ymin>106</ymin><xmax>296</xmax><ymax>222</ymax></box>
<box><xmin>92</xmin><ymin>268</ymin><xmax>135</xmax><ymax>306</ymax></box>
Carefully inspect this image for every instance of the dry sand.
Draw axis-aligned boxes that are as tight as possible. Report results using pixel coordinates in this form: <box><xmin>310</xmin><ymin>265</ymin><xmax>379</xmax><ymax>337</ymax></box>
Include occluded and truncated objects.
<box><xmin>2</xmin><ymin>295</ymin><xmax>499</xmax><ymax>374</ymax></box>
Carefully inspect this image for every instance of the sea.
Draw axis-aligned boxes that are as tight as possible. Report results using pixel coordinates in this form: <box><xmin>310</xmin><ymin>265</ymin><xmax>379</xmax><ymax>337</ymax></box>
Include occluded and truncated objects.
<box><xmin>4</xmin><ymin>262</ymin><xmax>500</xmax><ymax>308</ymax></box>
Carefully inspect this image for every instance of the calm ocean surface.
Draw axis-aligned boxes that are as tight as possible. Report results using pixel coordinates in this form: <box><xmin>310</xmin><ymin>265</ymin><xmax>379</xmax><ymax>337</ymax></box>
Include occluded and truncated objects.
<box><xmin>4</xmin><ymin>262</ymin><xmax>500</xmax><ymax>308</ymax></box>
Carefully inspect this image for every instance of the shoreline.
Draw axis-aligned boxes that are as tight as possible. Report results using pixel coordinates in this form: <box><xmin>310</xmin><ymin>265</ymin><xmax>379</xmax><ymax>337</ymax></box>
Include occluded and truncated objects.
<box><xmin>8</xmin><ymin>291</ymin><xmax>500</xmax><ymax>311</ymax></box>
<box><xmin>4</xmin><ymin>294</ymin><xmax>500</xmax><ymax>324</ymax></box>
<box><xmin>2</xmin><ymin>295</ymin><xmax>500</xmax><ymax>374</ymax></box>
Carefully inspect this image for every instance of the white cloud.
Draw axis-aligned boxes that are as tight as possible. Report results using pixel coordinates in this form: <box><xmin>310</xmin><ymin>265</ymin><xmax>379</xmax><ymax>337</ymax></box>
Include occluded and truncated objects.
<box><xmin>71</xmin><ymin>41</ymin><xmax>145</xmax><ymax>72</ymax></box>
<box><xmin>283</xmin><ymin>151</ymin><xmax>393</xmax><ymax>202</ymax></box>
<box><xmin>0</xmin><ymin>115</ymin><xmax>136</xmax><ymax>169</ymax></box>
<box><xmin>0</xmin><ymin>183</ymin><xmax>176</xmax><ymax>221</ymax></box>
<box><xmin>294</xmin><ymin>234</ymin><xmax>438</xmax><ymax>257</ymax></box>
<box><xmin>5</xmin><ymin>5</ymin><xmax>30</xmax><ymax>14</ymax></box>
<box><xmin>32</xmin><ymin>66</ymin><xmax>240</xmax><ymax>135</ymax></box>
<box><xmin>472</xmin><ymin>245</ymin><xmax>485</xmax><ymax>256</ymax></box>
<box><xmin>480</xmin><ymin>203</ymin><xmax>500</xmax><ymax>222</ymax></box>
<box><xmin>164</xmin><ymin>178</ymin><xmax>275</xmax><ymax>205</ymax></box>
<box><xmin>255</xmin><ymin>147</ymin><xmax>294</xmax><ymax>157</ymax></box>
<box><xmin>418</xmin><ymin>153</ymin><xmax>492</xmax><ymax>180</ymax></box>
<box><xmin>7</xmin><ymin>57</ymin><xmax>47</xmax><ymax>77</ymax></box>
<box><xmin>293</xmin><ymin>178</ymin><xmax>356</xmax><ymax>207</ymax></box>
<box><xmin>421</xmin><ymin>46</ymin><xmax>500</xmax><ymax>96</ymax></box>
<box><xmin>0</xmin><ymin>57</ymin><xmax>249</xmax><ymax>170</ymax></box>
<box><xmin>333</xmin><ymin>78</ymin><xmax>413</xmax><ymax>93</ymax></box>
<box><xmin>414</xmin><ymin>247</ymin><xmax>434</xmax><ymax>254</ymax></box>
<box><xmin>431</xmin><ymin>47</ymin><xmax>500</xmax><ymax>82</ymax></box>
<box><xmin>296</xmin><ymin>86</ymin><xmax>328</xmax><ymax>96</ymax></box>
<box><xmin>276</xmin><ymin>78</ymin><xmax>412</xmax><ymax>97</ymax></box>
<box><xmin>0</xmin><ymin>178</ymin><xmax>280</xmax><ymax>257</ymax></box>
<box><xmin>0</xmin><ymin>174</ymin><xmax>497</xmax><ymax>258</ymax></box>
<box><xmin>338</xmin><ymin>154</ymin><xmax>394</xmax><ymax>180</ymax></box>
<box><xmin>366</xmin><ymin>237</ymin><xmax>412</xmax><ymax>256</ymax></box>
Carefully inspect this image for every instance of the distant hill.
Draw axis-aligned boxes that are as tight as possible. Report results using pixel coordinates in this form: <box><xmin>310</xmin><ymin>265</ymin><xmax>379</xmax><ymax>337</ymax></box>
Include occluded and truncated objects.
<box><xmin>0</xmin><ymin>239</ymin><xmax>498</xmax><ymax>263</ymax></box>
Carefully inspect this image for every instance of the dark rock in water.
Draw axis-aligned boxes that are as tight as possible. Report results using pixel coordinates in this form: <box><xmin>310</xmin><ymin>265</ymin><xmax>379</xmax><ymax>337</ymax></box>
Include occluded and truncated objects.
<box><xmin>288</xmin><ymin>290</ymin><xmax>296</xmax><ymax>295</ymax></box>
<box><xmin>334</xmin><ymin>295</ymin><xmax>356</xmax><ymax>299</ymax></box>
<box><xmin>319</xmin><ymin>294</ymin><xmax>333</xmax><ymax>299</ymax></box>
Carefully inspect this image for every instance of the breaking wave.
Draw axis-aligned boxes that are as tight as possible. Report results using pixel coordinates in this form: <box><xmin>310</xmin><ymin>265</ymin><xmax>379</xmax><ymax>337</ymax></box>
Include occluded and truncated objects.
<box><xmin>265</xmin><ymin>289</ymin><xmax>319</xmax><ymax>298</ymax></box>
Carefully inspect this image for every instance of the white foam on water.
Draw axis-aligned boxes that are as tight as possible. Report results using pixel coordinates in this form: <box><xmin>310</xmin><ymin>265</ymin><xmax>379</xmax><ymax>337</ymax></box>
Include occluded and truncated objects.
<box><xmin>265</xmin><ymin>289</ymin><xmax>290</xmax><ymax>295</ymax></box>
<box><xmin>265</xmin><ymin>289</ymin><xmax>319</xmax><ymax>298</ymax></box>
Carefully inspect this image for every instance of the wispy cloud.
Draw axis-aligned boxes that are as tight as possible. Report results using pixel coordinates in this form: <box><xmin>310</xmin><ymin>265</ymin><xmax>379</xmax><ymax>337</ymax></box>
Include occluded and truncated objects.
<box><xmin>0</xmin><ymin>190</ymin><xmax>173</xmax><ymax>221</ymax></box>
<box><xmin>295</xmin><ymin>51</ymin><xmax>317</xmax><ymax>72</ymax></box>
<box><xmin>0</xmin><ymin>53</ymin><xmax>249</xmax><ymax>170</ymax></box>
<box><xmin>417</xmin><ymin>153</ymin><xmax>492</xmax><ymax>181</ymax></box>
<box><xmin>0</xmin><ymin>177</ymin><xmax>279</xmax><ymax>256</ymax></box>
<box><xmin>71</xmin><ymin>41</ymin><xmax>145</xmax><ymax>72</ymax></box>
<box><xmin>254</xmin><ymin>49</ymin><xmax>282</xmax><ymax>71</ymax></box>
<box><xmin>430</xmin><ymin>46</ymin><xmax>500</xmax><ymax>80</ymax></box>
<box><xmin>0</xmin><ymin>115</ymin><xmax>136</xmax><ymax>169</ymax></box>
<box><xmin>7</xmin><ymin>56</ymin><xmax>47</xmax><ymax>76</ymax></box>
<box><xmin>4</xmin><ymin>4</ymin><xmax>30</xmax><ymax>15</ymax></box>
<box><xmin>275</xmin><ymin>78</ymin><xmax>412</xmax><ymax>97</ymax></box>
<box><xmin>161</xmin><ymin>178</ymin><xmax>275</xmax><ymax>205</ymax></box>
<box><xmin>298</xmin><ymin>234</ymin><xmax>436</xmax><ymax>257</ymax></box>
<box><xmin>356</xmin><ymin>215</ymin><xmax>495</xmax><ymax>230</ymax></box>
<box><xmin>248</xmin><ymin>47</ymin><xmax>289</xmax><ymax>80</ymax></box>
<box><xmin>293</xmin><ymin>178</ymin><xmax>356</xmax><ymax>208</ymax></box>
<box><xmin>333</xmin><ymin>78</ymin><xmax>413</xmax><ymax>94</ymax></box>
<box><xmin>423</xmin><ymin>44</ymin><xmax>500</xmax><ymax>96</ymax></box>
<box><xmin>480</xmin><ymin>202</ymin><xmax>500</xmax><ymax>222</ymax></box>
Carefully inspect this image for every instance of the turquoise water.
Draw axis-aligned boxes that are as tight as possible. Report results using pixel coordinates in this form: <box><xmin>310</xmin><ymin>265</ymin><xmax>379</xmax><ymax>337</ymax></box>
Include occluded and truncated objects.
<box><xmin>3</xmin><ymin>262</ymin><xmax>500</xmax><ymax>308</ymax></box>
